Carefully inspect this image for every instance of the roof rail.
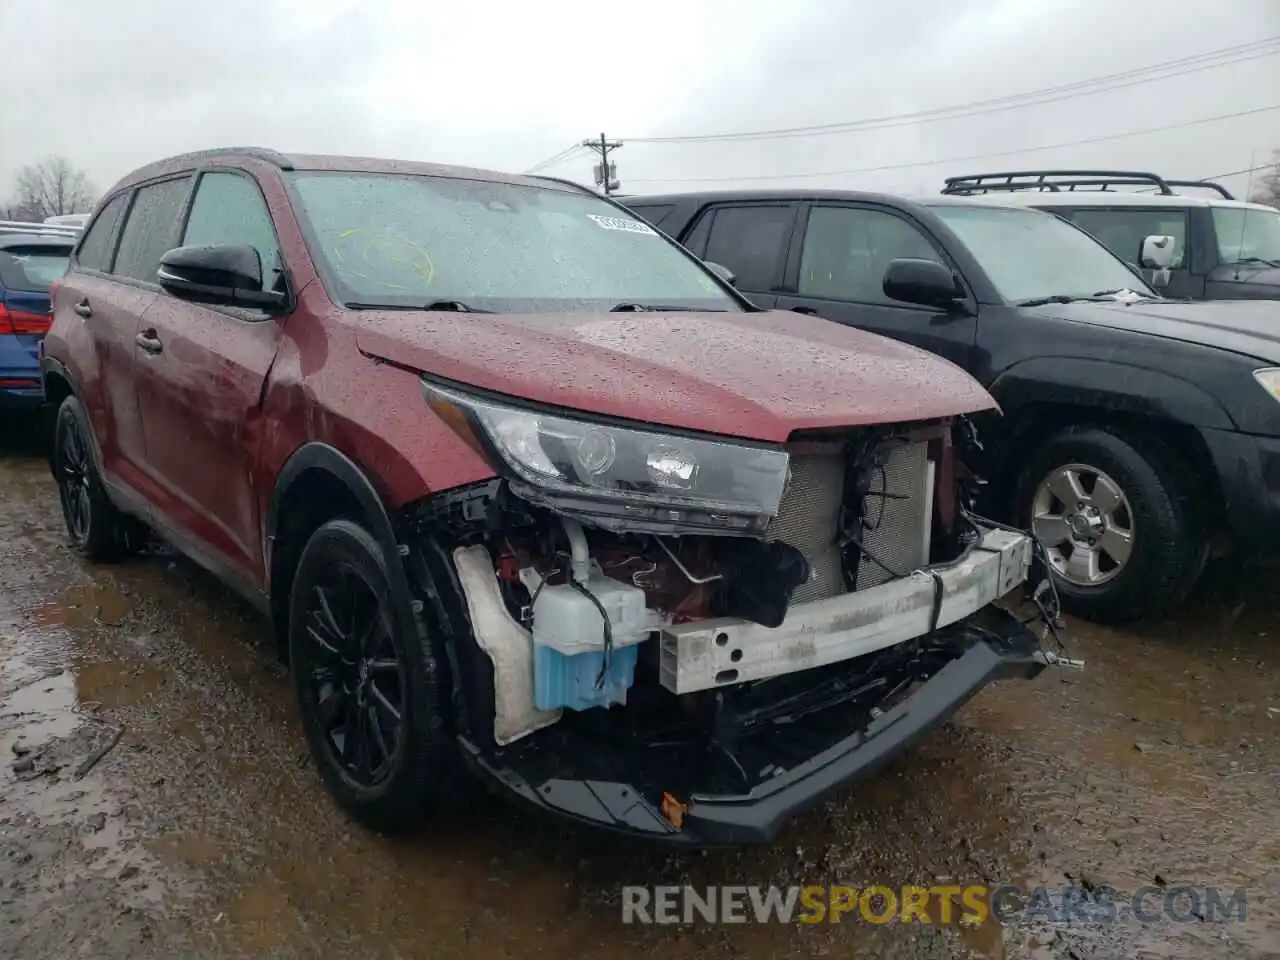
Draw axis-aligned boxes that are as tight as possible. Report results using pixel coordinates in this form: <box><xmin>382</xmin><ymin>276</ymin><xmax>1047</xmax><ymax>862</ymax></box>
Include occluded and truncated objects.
<box><xmin>0</xmin><ymin>220</ymin><xmax>81</xmax><ymax>238</ymax></box>
<box><xmin>115</xmin><ymin>146</ymin><xmax>295</xmax><ymax>191</ymax></box>
<box><xmin>943</xmin><ymin>170</ymin><xmax>1175</xmax><ymax>196</ymax></box>
<box><xmin>1164</xmin><ymin>179</ymin><xmax>1235</xmax><ymax>200</ymax></box>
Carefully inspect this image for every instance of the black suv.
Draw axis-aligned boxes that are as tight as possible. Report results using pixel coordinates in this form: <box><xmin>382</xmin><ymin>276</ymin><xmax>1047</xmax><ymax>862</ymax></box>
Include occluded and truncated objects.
<box><xmin>941</xmin><ymin>169</ymin><xmax>1280</xmax><ymax>301</ymax></box>
<box><xmin>619</xmin><ymin>188</ymin><xmax>1280</xmax><ymax>624</ymax></box>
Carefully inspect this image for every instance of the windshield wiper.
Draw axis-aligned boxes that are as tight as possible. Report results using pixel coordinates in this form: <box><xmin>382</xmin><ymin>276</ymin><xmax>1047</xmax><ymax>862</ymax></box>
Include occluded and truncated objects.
<box><xmin>608</xmin><ymin>302</ymin><xmax>708</xmax><ymax>312</ymax></box>
<box><xmin>1017</xmin><ymin>290</ymin><xmax>1155</xmax><ymax>307</ymax></box>
<box><xmin>1015</xmin><ymin>295</ymin><xmax>1093</xmax><ymax>307</ymax></box>
<box><xmin>344</xmin><ymin>300</ymin><xmax>493</xmax><ymax>313</ymax></box>
<box><xmin>1231</xmin><ymin>256</ymin><xmax>1280</xmax><ymax>268</ymax></box>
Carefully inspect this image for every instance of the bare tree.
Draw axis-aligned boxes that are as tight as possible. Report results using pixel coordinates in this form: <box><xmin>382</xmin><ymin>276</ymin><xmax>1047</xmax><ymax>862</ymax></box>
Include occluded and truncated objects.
<box><xmin>11</xmin><ymin>156</ymin><xmax>97</xmax><ymax>220</ymax></box>
<box><xmin>1248</xmin><ymin>150</ymin><xmax>1280</xmax><ymax>208</ymax></box>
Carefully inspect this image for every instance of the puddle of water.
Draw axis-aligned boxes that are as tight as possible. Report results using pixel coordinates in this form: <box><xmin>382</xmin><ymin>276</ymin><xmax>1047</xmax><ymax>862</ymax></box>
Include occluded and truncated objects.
<box><xmin>34</xmin><ymin>579</ymin><xmax>135</xmax><ymax>630</ymax></box>
<box><xmin>0</xmin><ymin>668</ymin><xmax>79</xmax><ymax>758</ymax></box>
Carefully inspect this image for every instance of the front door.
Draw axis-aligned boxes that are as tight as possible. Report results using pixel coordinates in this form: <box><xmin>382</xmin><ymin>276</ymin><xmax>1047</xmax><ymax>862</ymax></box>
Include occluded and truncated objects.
<box><xmin>774</xmin><ymin>203</ymin><xmax>977</xmax><ymax>373</ymax></box>
<box><xmin>134</xmin><ymin>169</ymin><xmax>289</xmax><ymax>580</ymax></box>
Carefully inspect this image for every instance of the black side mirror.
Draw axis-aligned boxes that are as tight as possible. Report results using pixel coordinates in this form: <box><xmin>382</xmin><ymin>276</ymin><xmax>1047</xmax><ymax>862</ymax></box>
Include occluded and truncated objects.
<box><xmin>883</xmin><ymin>258</ymin><xmax>966</xmax><ymax>311</ymax></box>
<box><xmin>157</xmin><ymin>244</ymin><xmax>286</xmax><ymax>309</ymax></box>
<box><xmin>703</xmin><ymin>260</ymin><xmax>737</xmax><ymax>287</ymax></box>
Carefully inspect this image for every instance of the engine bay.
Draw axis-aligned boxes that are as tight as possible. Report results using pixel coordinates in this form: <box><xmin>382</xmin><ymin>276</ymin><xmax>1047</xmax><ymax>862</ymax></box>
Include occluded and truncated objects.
<box><xmin>406</xmin><ymin>417</ymin><xmax>1008</xmax><ymax>754</ymax></box>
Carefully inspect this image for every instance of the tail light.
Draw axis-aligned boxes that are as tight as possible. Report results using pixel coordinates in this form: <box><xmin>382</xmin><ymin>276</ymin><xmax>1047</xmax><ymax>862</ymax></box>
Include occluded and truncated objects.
<box><xmin>0</xmin><ymin>303</ymin><xmax>53</xmax><ymax>336</ymax></box>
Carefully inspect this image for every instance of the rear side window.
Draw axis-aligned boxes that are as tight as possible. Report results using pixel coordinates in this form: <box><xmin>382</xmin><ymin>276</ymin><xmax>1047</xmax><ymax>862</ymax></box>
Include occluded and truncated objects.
<box><xmin>113</xmin><ymin>177</ymin><xmax>193</xmax><ymax>283</ymax></box>
<box><xmin>182</xmin><ymin>171</ymin><xmax>283</xmax><ymax>290</ymax></box>
<box><xmin>75</xmin><ymin>193</ymin><xmax>129</xmax><ymax>272</ymax></box>
<box><xmin>1065</xmin><ymin>208</ymin><xmax>1189</xmax><ymax>268</ymax></box>
<box><xmin>701</xmin><ymin>205</ymin><xmax>794</xmax><ymax>292</ymax></box>
<box><xmin>0</xmin><ymin>246</ymin><xmax>72</xmax><ymax>292</ymax></box>
<box><xmin>627</xmin><ymin>204</ymin><xmax>675</xmax><ymax>228</ymax></box>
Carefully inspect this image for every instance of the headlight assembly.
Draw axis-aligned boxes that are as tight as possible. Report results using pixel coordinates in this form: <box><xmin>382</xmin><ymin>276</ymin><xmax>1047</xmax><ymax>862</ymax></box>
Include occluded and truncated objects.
<box><xmin>422</xmin><ymin>380</ymin><xmax>790</xmax><ymax>535</ymax></box>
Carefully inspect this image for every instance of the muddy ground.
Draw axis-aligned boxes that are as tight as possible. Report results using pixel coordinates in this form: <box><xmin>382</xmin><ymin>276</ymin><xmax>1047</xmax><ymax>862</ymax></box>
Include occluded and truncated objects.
<box><xmin>0</xmin><ymin>426</ymin><xmax>1277</xmax><ymax>960</ymax></box>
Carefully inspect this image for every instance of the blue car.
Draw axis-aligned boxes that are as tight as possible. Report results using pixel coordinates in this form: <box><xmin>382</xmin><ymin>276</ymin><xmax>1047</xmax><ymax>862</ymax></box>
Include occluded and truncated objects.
<box><xmin>0</xmin><ymin>233</ymin><xmax>74</xmax><ymax>412</ymax></box>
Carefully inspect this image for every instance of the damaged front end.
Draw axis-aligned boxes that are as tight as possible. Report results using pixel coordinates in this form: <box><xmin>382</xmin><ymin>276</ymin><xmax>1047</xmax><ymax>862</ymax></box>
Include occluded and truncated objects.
<box><xmin>403</xmin><ymin>378</ymin><xmax>1056</xmax><ymax>845</ymax></box>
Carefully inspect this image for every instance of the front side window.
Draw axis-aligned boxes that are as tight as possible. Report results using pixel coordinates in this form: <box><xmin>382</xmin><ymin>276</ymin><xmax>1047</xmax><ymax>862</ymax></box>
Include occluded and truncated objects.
<box><xmin>799</xmin><ymin>206</ymin><xmax>942</xmax><ymax>304</ymax></box>
<box><xmin>183</xmin><ymin>172</ymin><xmax>283</xmax><ymax>290</ymax></box>
<box><xmin>75</xmin><ymin>193</ymin><xmax>130</xmax><ymax>272</ymax></box>
<box><xmin>1211</xmin><ymin>207</ymin><xmax>1280</xmax><ymax>266</ymax></box>
<box><xmin>288</xmin><ymin>173</ymin><xmax>738</xmax><ymax>313</ymax></box>
<box><xmin>1067</xmin><ymin>208</ymin><xmax>1189</xmax><ymax>268</ymax></box>
<box><xmin>929</xmin><ymin>204</ymin><xmax>1155</xmax><ymax>304</ymax></box>
<box><xmin>0</xmin><ymin>245</ymin><xmax>72</xmax><ymax>292</ymax></box>
<box><xmin>113</xmin><ymin>177</ymin><xmax>193</xmax><ymax>283</ymax></box>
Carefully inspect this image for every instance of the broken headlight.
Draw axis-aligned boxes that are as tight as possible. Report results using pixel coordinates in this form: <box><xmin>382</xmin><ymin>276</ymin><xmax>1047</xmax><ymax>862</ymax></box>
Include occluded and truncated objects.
<box><xmin>422</xmin><ymin>379</ymin><xmax>790</xmax><ymax>534</ymax></box>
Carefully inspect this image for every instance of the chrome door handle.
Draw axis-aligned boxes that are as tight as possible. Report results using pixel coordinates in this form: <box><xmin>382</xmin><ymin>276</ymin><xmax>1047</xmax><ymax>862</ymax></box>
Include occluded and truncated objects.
<box><xmin>73</xmin><ymin>299</ymin><xmax>92</xmax><ymax>318</ymax></box>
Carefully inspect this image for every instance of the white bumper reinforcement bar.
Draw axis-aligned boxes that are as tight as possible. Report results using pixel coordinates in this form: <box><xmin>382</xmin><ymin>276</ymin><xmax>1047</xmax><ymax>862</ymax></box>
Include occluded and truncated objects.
<box><xmin>658</xmin><ymin>526</ymin><xmax>1033</xmax><ymax>694</ymax></box>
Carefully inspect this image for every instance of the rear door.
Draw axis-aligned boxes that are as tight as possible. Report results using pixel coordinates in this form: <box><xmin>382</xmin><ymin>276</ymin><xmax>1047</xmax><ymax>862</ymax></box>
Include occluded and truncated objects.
<box><xmin>676</xmin><ymin>202</ymin><xmax>799</xmax><ymax>308</ymax></box>
<box><xmin>774</xmin><ymin>202</ymin><xmax>977</xmax><ymax>372</ymax></box>
<box><xmin>55</xmin><ymin>183</ymin><xmax>192</xmax><ymax>491</ymax></box>
<box><xmin>133</xmin><ymin>168</ymin><xmax>288</xmax><ymax>580</ymax></box>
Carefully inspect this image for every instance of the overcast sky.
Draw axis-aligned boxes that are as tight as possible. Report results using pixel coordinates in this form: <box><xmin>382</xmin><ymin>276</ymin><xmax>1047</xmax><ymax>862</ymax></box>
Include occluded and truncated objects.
<box><xmin>1</xmin><ymin>0</ymin><xmax>1278</xmax><ymax>206</ymax></box>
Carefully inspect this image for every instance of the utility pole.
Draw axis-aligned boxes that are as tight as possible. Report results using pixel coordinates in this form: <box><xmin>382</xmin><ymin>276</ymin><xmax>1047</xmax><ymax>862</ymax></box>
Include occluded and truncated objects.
<box><xmin>583</xmin><ymin>132</ymin><xmax>622</xmax><ymax>195</ymax></box>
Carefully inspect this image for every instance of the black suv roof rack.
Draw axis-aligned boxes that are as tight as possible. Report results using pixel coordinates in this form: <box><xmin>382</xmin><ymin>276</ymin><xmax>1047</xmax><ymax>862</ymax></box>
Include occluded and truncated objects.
<box><xmin>1162</xmin><ymin>179</ymin><xmax>1235</xmax><ymax>199</ymax></box>
<box><xmin>942</xmin><ymin>169</ymin><xmax>1235</xmax><ymax>201</ymax></box>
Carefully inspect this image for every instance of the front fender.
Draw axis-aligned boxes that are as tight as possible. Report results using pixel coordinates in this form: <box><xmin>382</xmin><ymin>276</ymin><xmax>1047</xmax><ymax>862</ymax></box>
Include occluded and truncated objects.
<box><xmin>988</xmin><ymin>356</ymin><xmax>1236</xmax><ymax>431</ymax></box>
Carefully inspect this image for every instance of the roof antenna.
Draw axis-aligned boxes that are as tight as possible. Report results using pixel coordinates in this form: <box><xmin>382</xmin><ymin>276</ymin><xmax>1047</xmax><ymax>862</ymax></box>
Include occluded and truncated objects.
<box><xmin>1234</xmin><ymin>149</ymin><xmax>1258</xmax><ymax>281</ymax></box>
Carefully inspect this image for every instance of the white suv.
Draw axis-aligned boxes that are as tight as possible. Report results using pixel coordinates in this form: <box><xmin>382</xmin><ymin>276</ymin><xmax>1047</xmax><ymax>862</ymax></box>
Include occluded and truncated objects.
<box><xmin>942</xmin><ymin>169</ymin><xmax>1280</xmax><ymax>301</ymax></box>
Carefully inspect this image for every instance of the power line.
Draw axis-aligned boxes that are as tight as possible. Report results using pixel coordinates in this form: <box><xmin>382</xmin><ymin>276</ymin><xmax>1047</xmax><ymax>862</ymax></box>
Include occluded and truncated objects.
<box><xmin>624</xmin><ymin>103</ymin><xmax>1280</xmax><ymax>186</ymax></box>
<box><xmin>524</xmin><ymin>143</ymin><xmax>585</xmax><ymax>174</ymax></box>
<box><xmin>621</xmin><ymin>37</ymin><xmax>1280</xmax><ymax>145</ymax></box>
<box><xmin>1201</xmin><ymin>163</ymin><xmax>1276</xmax><ymax>180</ymax></box>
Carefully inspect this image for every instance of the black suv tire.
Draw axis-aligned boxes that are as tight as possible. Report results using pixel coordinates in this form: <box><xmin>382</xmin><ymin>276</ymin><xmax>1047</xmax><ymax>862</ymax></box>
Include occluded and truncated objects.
<box><xmin>1014</xmin><ymin>425</ymin><xmax>1205</xmax><ymax>625</ymax></box>
<box><xmin>52</xmin><ymin>396</ymin><xmax>146</xmax><ymax>561</ymax></box>
<box><xmin>288</xmin><ymin>518</ymin><xmax>457</xmax><ymax>832</ymax></box>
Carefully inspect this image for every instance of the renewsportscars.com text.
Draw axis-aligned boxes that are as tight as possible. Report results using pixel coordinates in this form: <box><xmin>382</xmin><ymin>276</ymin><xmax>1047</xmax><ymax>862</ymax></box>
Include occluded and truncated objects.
<box><xmin>621</xmin><ymin>884</ymin><xmax>1249</xmax><ymax>926</ymax></box>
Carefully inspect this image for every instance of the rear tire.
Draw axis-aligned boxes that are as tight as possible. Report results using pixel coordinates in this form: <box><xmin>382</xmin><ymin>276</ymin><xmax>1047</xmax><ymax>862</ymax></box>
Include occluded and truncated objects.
<box><xmin>52</xmin><ymin>396</ymin><xmax>146</xmax><ymax>561</ymax></box>
<box><xmin>288</xmin><ymin>518</ymin><xmax>457</xmax><ymax>833</ymax></box>
<box><xmin>1014</xmin><ymin>425</ymin><xmax>1205</xmax><ymax>624</ymax></box>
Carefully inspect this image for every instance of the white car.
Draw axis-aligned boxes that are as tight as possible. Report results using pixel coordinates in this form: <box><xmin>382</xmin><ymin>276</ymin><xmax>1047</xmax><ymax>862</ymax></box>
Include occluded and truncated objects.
<box><xmin>942</xmin><ymin>169</ymin><xmax>1280</xmax><ymax>301</ymax></box>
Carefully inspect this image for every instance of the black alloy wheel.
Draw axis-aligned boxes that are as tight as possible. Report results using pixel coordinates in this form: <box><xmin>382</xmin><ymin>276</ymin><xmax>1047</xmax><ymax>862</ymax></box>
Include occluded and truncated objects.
<box><xmin>301</xmin><ymin>562</ymin><xmax>406</xmax><ymax>788</ymax></box>
<box><xmin>288</xmin><ymin>518</ymin><xmax>459</xmax><ymax>832</ymax></box>
<box><xmin>52</xmin><ymin>396</ymin><xmax>145</xmax><ymax>560</ymax></box>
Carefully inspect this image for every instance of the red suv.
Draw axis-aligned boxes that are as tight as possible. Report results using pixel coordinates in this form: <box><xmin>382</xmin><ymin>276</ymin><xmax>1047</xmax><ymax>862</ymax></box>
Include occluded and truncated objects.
<box><xmin>40</xmin><ymin>148</ymin><xmax>1053</xmax><ymax>844</ymax></box>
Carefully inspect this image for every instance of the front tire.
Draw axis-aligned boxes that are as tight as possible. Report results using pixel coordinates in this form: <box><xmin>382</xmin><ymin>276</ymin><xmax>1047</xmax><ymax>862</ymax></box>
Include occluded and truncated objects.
<box><xmin>52</xmin><ymin>396</ymin><xmax>145</xmax><ymax>561</ymax></box>
<box><xmin>1015</xmin><ymin>426</ymin><xmax>1205</xmax><ymax>624</ymax></box>
<box><xmin>288</xmin><ymin>518</ymin><xmax>456</xmax><ymax>833</ymax></box>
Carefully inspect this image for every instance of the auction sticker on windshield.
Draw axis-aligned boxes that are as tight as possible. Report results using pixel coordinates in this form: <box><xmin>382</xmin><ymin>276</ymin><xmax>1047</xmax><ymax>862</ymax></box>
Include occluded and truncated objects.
<box><xmin>587</xmin><ymin>214</ymin><xmax>658</xmax><ymax>235</ymax></box>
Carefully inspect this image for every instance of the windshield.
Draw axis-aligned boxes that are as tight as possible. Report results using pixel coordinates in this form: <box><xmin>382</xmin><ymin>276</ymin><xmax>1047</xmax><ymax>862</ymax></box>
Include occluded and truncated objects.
<box><xmin>289</xmin><ymin>172</ymin><xmax>740</xmax><ymax>313</ymax></box>
<box><xmin>929</xmin><ymin>204</ymin><xmax>1155</xmax><ymax>304</ymax></box>
<box><xmin>0</xmin><ymin>246</ymin><xmax>71</xmax><ymax>293</ymax></box>
<box><xmin>1211</xmin><ymin>207</ymin><xmax>1280</xmax><ymax>265</ymax></box>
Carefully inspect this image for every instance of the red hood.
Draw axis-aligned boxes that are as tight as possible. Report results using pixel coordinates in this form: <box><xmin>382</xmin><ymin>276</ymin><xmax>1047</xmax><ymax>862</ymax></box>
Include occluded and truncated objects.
<box><xmin>354</xmin><ymin>309</ymin><xmax>996</xmax><ymax>442</ymax></box>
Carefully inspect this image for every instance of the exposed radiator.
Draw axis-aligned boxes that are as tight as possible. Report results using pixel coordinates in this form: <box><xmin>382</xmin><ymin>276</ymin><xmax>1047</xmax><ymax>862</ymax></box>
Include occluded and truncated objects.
<box><xmin>767</xmin><ymin>440</ymin><xmax>933</xmax><ymax>603</ymax></box>
<box><xmin>767</xmin><ymin>445</ymin><xmax>846</xmax><ymax>603</ymax></box>
<box><xmin>854</xmin><ymin>441</ymin><xmax>932</xmax><ymax>590</ymax></box>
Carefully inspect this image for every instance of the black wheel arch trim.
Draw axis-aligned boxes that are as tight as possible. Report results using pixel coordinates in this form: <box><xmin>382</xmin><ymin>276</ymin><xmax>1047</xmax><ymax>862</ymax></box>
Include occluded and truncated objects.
<box><xmin>988</xmin><ymin>356</ymin><xmax>1236</xmax><ymax>432</ymax></box>
<box><xmin>265</xmin><ymin>443</ymin><xmax>416</xmax><ymax>621</ymax></box>
<box><xmin>38</xmin><ymin>356</ymin><xmax>106</xmax><ymax>480</ymax></box>
<box><xmin>267</xmin><ymin>443</ymin><xmax>461</xmax><ymax>740</ymax></box>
